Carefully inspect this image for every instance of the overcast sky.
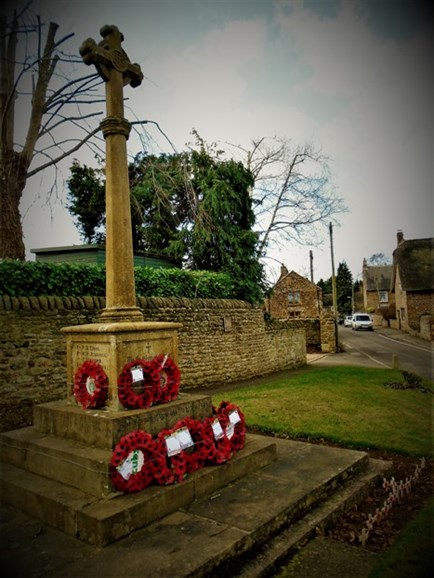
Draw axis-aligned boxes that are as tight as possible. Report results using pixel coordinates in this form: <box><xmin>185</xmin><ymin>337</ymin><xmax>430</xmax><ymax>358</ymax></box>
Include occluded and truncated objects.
<box><xmin>8</xmin><ymin>0</ymin><xmax>434</xmax><ymax>284</ymax></box>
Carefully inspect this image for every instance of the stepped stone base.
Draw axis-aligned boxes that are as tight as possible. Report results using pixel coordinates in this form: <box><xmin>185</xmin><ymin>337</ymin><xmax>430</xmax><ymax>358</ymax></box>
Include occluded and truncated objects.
<box><xmin>0</xmin><ymin>375</ymin><xmax>393</xmax><ymax>574</ymax></box>
<box><xmin>0</xmin><ymin>392</ymin><xmax>278</xmax><ymax>547</ymax></box>
<box><xmin>0</xmin><ymin>433</ymin><xmax>277</xmax><ymax>547</ymax></box>
<box><xmin>33</xmin><ymin>393</ymin><xmax>213</xmax><ymax>449</ymax></box>
<box><xmin>0</xmin><ymin>436</ymin><xmax>392</xmax><ymax>577</ymax></box>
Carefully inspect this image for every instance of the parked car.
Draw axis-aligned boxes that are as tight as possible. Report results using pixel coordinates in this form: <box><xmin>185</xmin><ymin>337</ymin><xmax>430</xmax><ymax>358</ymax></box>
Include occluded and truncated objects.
<box><xmin>344</xmin><ymin>315</ymin><xmax>353</xmax><ymax>327</ymax></box>
<box><xmin>352</xmin><ymin>313</ymin><xmax>373</xmax><ymax>331</ymax></box>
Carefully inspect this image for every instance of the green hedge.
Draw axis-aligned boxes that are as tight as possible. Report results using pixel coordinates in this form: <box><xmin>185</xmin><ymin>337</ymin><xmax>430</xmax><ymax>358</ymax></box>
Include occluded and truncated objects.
<box><xmin>0</xmin><ymin>260</ymin><xmax>237</xmax><ymax>300</ymax></box>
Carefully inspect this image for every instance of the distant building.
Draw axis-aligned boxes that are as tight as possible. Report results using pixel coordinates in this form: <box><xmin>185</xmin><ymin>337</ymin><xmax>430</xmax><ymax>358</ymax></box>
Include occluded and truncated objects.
<box><xmin>361</xmin><ymin>260</ymin><xmax>394</xmax><ymax>312</ymax></box>
<box><xmin>31</xmin><ymin>244</ymin><xmax>180</xmax><ymax>269</ymax></box>
<box><xmin>391</xmin><ymin>231</ymin><xmax>433</xmax><ymax>340</ymax></box>
<box><xmin>267</xmin><ymin>265</ymin><xmax>322</xmax><ymax>320</ymax></box>
<box><xmin>266</xmin><ymin>264</ymin><xmax>336</xmax><ymax>353</ymax></box>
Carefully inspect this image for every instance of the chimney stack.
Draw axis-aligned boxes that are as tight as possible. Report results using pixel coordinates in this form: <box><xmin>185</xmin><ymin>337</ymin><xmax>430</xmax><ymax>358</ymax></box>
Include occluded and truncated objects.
<box><xmin>397</xmin><ymin>230</ymin><xmax>404</xmax><ymax>246</ymax></box>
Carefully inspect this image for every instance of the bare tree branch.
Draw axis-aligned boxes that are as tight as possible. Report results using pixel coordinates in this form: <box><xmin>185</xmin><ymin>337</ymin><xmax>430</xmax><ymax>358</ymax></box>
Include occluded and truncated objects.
<box><xmin>226</xmin><ymin>136</ymin><xmax>346</xmax><ymax>259</ymax></box>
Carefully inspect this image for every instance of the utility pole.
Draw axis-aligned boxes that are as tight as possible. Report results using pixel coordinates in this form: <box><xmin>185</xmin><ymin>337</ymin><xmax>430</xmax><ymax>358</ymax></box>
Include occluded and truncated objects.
<box><xmin>329</xmin><ymin>222</ymin><xmax>339</xmax><ymax>352</ymax></box>
<box><xmin>309</xmin><ymin>250</ymin><xmax>314</xmax><ymax>283</ymax></box>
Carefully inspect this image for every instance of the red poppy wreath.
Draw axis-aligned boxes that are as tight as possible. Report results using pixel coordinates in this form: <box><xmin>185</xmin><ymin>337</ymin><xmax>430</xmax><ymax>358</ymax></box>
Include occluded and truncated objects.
<box><xmin>151</xmin><ymin>354</ymin><xmax>181</xmax><ymax>405</ymax></box>
<box><xmin>216</xmin><ymin>401</ymin><xmax>246</xmax><ymax>453</ymax></box>
<box><xmin>201</xmin><ymin>415</ymin><xmax>232</xmax><ymax>464</ymax></box>
<box><xmin>153</xmin><ymin>426</ymin><xmax>189</xmax><ymax>485</ymax></box>
<box><xmin>117</xmin><ymin>359</ymin><xmax>160</xmax><ymax>409</ymax></box>
<box><xmin>172</xmin><ymin>417</ymin><xmax>208</xmax><ymax>473</ymax></box>
<box><xmin>110</xmin><ymin>430</ymin><xmax>157</xmax><ymax>493</ymax></box>
<box><xmin>73</xmin><ymin>360</ymin><xmax>108</xmax><ymax>410</ymax></box>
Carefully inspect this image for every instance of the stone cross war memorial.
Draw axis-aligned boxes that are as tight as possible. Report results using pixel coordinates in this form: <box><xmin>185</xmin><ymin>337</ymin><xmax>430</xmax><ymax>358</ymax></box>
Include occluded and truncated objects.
<box><xmin>64</xmin><ymin>24</ymin><xmax>182</xmax><ymax>412</ymax></box>
<box><xmin>0</xmin><ymin>23</ymin><xmax>263</xmax><ymax>549</ymax></box>
<box><xmin>0</xmin><ymin>26</ymin><xmax>393</xmax><ymax>576</ymax></box>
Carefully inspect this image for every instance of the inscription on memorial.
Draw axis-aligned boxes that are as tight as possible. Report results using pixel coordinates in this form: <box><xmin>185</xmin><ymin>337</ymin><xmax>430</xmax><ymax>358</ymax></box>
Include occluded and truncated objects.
<box><xmin>73</xmin><ymin>342</ymin><xmax>110</xmax><ymax>368</ymax></box>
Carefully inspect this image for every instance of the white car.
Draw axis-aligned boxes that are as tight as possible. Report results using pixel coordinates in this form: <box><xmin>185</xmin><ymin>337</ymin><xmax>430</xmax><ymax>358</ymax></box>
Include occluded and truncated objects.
<box><xmin>352</xmin><ymin>313</ymin><xmax>373</xmax><ymax>331</ymax></box>
<box><xmin>344</xmin><ymin>315</ymin><xmax>353</xmax><ymax>327</ymax></box>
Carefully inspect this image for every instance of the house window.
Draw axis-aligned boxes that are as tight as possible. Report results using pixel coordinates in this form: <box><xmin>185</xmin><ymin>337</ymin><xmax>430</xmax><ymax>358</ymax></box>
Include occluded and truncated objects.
<box><xmin>288</xmin><ymin>291</ymin><xmax>301</xmax><ymax>304</ymax></box>
<box><xmin>379</xmin><ymin>291</ymin><xmax>388</xmax><ymax>303</ymax></box>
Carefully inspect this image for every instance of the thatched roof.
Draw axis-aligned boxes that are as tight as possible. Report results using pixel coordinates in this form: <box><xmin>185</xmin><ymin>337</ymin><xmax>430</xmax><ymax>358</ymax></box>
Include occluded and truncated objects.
<box><xmin>392</xmin><ymin>237</ymin><xmax>434</xmax><ymax>292</ymax></box>
<box><xmin>363</xmin><ymin>265</ymin><xmax>393</xmax><ymax>291</ymax></box>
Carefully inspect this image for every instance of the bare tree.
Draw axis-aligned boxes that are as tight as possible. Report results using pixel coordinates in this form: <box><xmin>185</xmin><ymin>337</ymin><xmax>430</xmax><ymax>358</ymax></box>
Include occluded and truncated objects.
<box><xmin>229</xmin><ymin>136</ymin><xmax>346</xmax><ymax>257</ymax></box>
<box><xmin>0</xmin><ymin>5</ymin><xmax>105</xmax><ymax>259</ymax></box>
<box><xmin>367</xmin><ymin>253</ymin><xmax>391</xmax><ymax>266</ymax></box>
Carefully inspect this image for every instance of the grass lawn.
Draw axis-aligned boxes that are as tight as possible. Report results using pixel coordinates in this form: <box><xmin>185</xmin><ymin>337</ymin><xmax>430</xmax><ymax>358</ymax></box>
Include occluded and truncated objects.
<box><xmin>212</xmin><ymin>365</ymin><xmax>433</xmax><ymax>577</ymax></box>
<box><xmin>212</xmin><ymin>366</ymin><xmax>433</xmax><ymax>457</ymax></box>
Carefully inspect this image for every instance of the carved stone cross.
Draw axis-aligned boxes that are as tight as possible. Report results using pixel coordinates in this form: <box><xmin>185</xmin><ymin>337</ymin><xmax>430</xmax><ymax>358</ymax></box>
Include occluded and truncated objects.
<box><xmin>79</xmin><ymin>26</ymin><xmax>144</xmax><ymax>323</ymax></box>
<box><xmin>80</xmin><ymin>25</ymin><xmax>143</xmax><ymax>89</ymax></box>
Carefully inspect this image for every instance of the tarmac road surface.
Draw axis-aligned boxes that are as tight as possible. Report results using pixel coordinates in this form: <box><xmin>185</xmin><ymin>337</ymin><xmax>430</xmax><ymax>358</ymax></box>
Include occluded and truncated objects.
<box><xmin>336</xmin><ymin>326</ymin><xmax>433</xmax><ymax>380</ymax></box>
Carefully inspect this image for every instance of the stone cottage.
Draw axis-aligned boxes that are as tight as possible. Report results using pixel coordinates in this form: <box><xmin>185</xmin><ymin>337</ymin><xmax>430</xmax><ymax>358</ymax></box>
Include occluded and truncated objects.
<box><xmin>267</xmin><ymin>265</ymin><xmax>323</xmax><ymax>320</ymax></box>
<box><xmin>391</xmin><ymin>231</ymin><xmax>433</xmax><ymax>340</ymax></box>
<box><xmin>361</xmin><ymin>260</ymin><xmax>394</xmax><ymax>312</ymax></box>
<box><xmin>265</xmin><ymin>265</ymin><xmax>336</xmax><ymax>352</ymax></box>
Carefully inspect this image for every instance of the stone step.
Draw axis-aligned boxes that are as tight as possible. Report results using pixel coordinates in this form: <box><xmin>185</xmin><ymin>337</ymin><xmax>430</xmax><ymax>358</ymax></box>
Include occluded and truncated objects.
<box><xmin>0</xmin><ymin>428</ymin><xmax>275</xmax><ymax>499</ymax></box>
<box><xmin>0</xmin><ymin>437</ymin><xmax>390</xmax><ymax>577</ymax></box>
<box><xmin>0</xmin><ymin>433</ymin><xmax>277</xmax><ymax>546</ymax></box>
<box><xmin>0</xmin><ymin>427</ymin><xmax>113</xmax><ymax>497</ymax></box>
<box><xmin>234</xmin><ymin>456</ymin><xmax>392</xmax><ymax>578</ymax></box>
<box><xmin>33</xmin><ymin>393</ymin><xmax>213</xmax><ymax>449</ymax></box>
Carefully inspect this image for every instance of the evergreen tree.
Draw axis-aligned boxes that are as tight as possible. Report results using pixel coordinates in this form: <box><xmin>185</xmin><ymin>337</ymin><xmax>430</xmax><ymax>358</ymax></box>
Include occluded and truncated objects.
<box><xmin>66</xmin><ymin>147</ymin><xmax>265</xmax><ymax>302</ymax></box>
<box><xmin>336</xmin><ymin>261</ymin><xmax>353</xmax><ymax>314</ymax></box>
<box><xmin>186</xmin><ymin>147</ymin><xmax>264</xmax><ymax>301</ymax></box>
<box><xmin>317</xmin><ymin>277</ymin><xmax>332</xmax><ymax>295</ymax></box>
<box><xmin>66</xmin><ymin>161</ymin><xmax>105</xmax><ymax>244</ymax></box>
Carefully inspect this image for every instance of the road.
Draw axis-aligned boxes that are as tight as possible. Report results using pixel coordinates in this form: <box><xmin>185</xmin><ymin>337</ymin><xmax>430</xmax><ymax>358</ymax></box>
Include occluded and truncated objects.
<box><xmin>337</xmin><ymin>326</ymin><xmax>433</xmax><ymax>381</ymax></box>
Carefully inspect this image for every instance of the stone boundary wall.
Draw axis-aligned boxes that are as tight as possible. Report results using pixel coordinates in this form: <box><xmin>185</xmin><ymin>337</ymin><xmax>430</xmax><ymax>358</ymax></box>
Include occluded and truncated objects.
<box><xmin>0</xmin><ymin>296</ymin><xmax>306</xmax><ymax>431</ymax></box>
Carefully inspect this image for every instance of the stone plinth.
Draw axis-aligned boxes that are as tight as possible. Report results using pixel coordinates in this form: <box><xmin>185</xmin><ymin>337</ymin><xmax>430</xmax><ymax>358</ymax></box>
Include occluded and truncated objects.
<box><xmin>62</xmin><ymin>321</ymin><xmax>182</xmax><ymax>411</ymax></box>
<box><xmin>33</xmin><ymin>394</ymin><xmax>212</xmax><ymax>450</ymax></box>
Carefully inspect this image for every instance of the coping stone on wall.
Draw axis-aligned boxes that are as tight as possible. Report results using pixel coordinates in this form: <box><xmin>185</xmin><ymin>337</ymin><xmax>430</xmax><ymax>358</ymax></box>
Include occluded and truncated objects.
<box><xmin>0</xmin><ymin>295</ymin><xmax>258</xmax><ymax>313</ymax></box>
<box><xmin>62</xmin><ymin>297</ymin><xmax>72</xmax><ymax>309</ymax></box>
<box><xmin>29</xmin><ymin>296</ymin><xmax>39</xmax><ymax>309</ymax></box>
<box><xmin>20</xmin><ymin>297</ymin><xmax>31</xmax><ymax>310</ymax></box>
<box><xmin>82</xmin><ymin>296</ymin><xmax>95</xmax><ymax>309</ymax></box>
<box><xmin>1</xmin><ymin>296</ymin><xmax>11</xmax><ymax>310</ymax></box>
<box><xmin>38</xmin><ymin>296</ymin><xmax>49</xmax><ymax>310</ymax></box>
<box><xmin>11</xmin><ymin>296</ymin><xmax>21</xmax><ymax>310</ymax></box>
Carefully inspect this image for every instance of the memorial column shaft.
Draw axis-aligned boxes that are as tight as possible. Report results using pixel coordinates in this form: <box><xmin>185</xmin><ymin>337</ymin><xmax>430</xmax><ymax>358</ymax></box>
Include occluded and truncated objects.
<box><xmin>100</xmin><ymin>67</ymin><xmax>143</xmax><ymax>321</ymax></box>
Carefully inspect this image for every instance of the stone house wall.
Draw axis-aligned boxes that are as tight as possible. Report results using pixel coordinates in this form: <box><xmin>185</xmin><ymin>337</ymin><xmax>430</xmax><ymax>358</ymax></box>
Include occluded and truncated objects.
<box><xmin>406</xmin><ymin>292</ymin><xmax>433</xmax><ymax>336</ymax></box>
<box><xmin>364</xmin><ymin>290</ymin><xmax>381</xmax><ymax>312</ymax></box>
<box><xmin>268</xmin><ymin>270</ymin><xmax>322</xmax><ymax>320</ymax></box>
<box><xmin>0</xmin><ymin>296</ymin><xmax>306</xmax><ymax>431</ymax></box>
<box><xmin>394</xmin><ymin>268</ymin><xmax>433</xmax><ymax>339</ymax></box>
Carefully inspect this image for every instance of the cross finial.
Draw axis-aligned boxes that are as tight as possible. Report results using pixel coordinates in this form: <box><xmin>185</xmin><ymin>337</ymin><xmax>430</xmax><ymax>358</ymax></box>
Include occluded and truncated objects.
<box><xmin>79</xmin><ymin>25</ymin><xmax>143</xmax><ymax>87</ymax></box>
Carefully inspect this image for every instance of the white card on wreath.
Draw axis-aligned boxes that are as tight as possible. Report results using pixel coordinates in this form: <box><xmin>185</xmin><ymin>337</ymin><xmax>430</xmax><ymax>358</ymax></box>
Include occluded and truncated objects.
<box><xmin>131</xmin><ymin>367</ymin><xmax>144</xmax><ymax>383</ymax></box>
<box><xmin>175</xmin><ymin>427</ymin><xmax>194</xmax><ymax>449</ymax></box>
<box><xmin>165</xmin><ymin>434</ymin><xmax>182</xmax><ymax>456</ymax></box>
<box><xmin>229</xmin><ymin>410</ymin><xmax>241</xmax><ymax>425</ymax></box>
<box><xmin>212</xmin><ymin>418</ymin><xmax>224</xmax><ymax>440</ymax></box>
